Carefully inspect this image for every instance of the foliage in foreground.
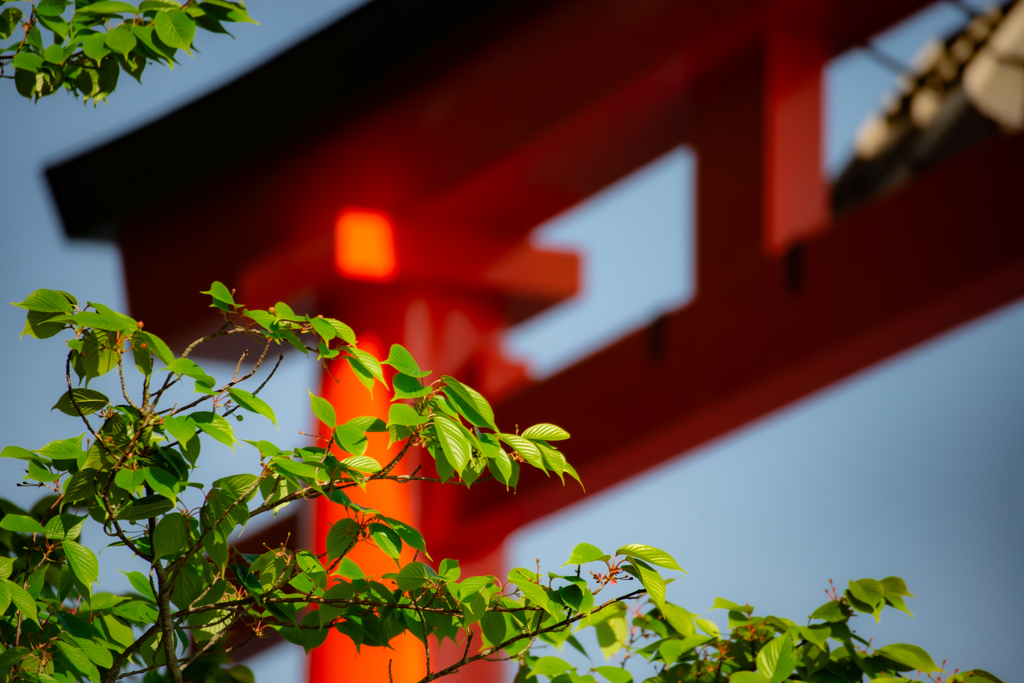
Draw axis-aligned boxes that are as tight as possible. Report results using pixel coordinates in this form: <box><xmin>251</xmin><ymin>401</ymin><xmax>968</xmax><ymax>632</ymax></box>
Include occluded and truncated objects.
<box><xmin>0</xmin><ymin>0</ymin><xmax>255</xmax><ymax>103</ymax></box>
<box><xmin>0</xmin><ymin>284</ymin><xmax>1004</xmax><ymax>683</ymax></box>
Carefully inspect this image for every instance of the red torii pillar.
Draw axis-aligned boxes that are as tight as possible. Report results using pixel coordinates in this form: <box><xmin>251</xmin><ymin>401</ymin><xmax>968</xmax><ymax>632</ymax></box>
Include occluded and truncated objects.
<box><xmin>237</xmin><ymin>209</ymin><xmax>577</xmax><ymax>682</ymax></box>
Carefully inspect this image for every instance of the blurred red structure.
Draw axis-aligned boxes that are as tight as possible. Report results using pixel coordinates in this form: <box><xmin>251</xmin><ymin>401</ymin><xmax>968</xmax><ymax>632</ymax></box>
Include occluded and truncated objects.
<box><xmin>47</xmin><ymin>0</ymin><xmax>1024</xmax><ymax>681</ymax></box>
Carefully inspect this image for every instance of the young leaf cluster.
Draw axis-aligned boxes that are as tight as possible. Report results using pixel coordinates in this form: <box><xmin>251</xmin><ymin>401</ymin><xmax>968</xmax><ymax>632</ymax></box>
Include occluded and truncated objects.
<box><xmin>0</xmin><ymin>0</ymin><xmax>256</xmax><ymax>103</ymax></box>
<box><xmin>517</xmin><ymin>558</ymin><xmax>1004</xmax><ymax>683</ymax></box>
<box><xmin>0</xmin><ymin>283</ymin><xmax>630</xmax><ymax>683</ymax></box>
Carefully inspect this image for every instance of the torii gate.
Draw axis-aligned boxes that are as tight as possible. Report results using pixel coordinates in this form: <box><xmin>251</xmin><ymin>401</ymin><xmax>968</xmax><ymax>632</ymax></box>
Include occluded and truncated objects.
<box><xmin>47</xmin><ymin>0</ymin><xmax>1024</xmax><ymax>681</ymax></box>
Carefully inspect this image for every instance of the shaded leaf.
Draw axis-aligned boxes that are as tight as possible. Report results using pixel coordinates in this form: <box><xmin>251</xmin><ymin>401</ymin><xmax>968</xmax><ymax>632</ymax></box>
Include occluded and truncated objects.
<box><xmin>876</xmin><ymin>644</ymin><xmax>944</xmax><ymax>673</ymax></box>
<box><xmin>52</xmin><ymin>389</ymin><xmax>109</xmax><ymax>416</ymax></box>
<box><xmin>326</xmin><ymin>518</ymin><xmax>359</xmax><ymax>562</ymax></box>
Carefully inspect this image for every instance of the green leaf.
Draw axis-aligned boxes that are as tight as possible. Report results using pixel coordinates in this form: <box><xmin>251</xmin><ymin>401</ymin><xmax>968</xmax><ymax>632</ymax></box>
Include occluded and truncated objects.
<box><xmin>72</xmin><ymin>311</ymin><xmax>123</xmax><ymax>331</ymax></box>
<box><xmin>343</xmin><ymin>354</ymin><xmax>377</xmax><ymax>396</ymax></box>
<box><xmin>71</xmin><ymin>635</ymin><xmax>113</xmax><ymax>669</ymax></box>
<box><xmin>500</xmin><ymin>434</ymin><xmax>545</xmax><ymax>471</ymax></box>
<box><xmin>38</xmin><ymin>435</ymin><xmax>84</xmax><ymax>461</ymax></box>
<box><xmin>78</xmin><ymin>330</ymin><xmax>119</xmax><ymax>379</ymax></box>
<box><xmin>133</xmin><ymin>344</ymin><xmax>153</xmax><ymax>375</ymax></box>
<box><xmin>1</xmin><ymin>446</ymin><xmax>40</xmax><ymax>461</ymax></box>
<box><xmin>434</xmin><ymin>415</ymin><xmax>470</xmax><ymax>475</ymax></box>
<box><xmin>43</xmin><ymin>42</ymin><xmax>65</xmax><ymax>64</ymax></box>
<box><xmin>154</xmin><ymin>7</ymin><xmax>194</xmax><ymax>51</ymax></box>
<box><xmin>309</xmin><ymin>392</ymin><xmax>336</xmax><ymax>428</ymax></box>
<box><xmin>121</xmin><ymin>570</ymin><xmax>156</xmax><ymax>602</ymax></box>
<box><xmin>350</xmin><ymin>347</ymin><xmax>385</xmax><ymax>384</ymax></box>
<box><xmin>323</xmin><ymin>318</ymin><xmax>356</xmax><ymax>344</ymax></box>
<box><xmin>81</xmin><ymin>32</ymin><xmax>112</xmax><ymax>60</ymax></box>
<box><xmin>308</xmin><ymin>317</ymin><xmax>335</xmax><ymax>343</ymax></box>
<box><xmin>348</xmin><ymin>417</ymin><xmax>387</xmax><ymax>432</ymax></box>
<box><xmin>21</xmin><ymin>309</ymin><xmax>70</xmax><ymax>339</ymax></box>
<box><xmin>849</xmin><ymin>578</ymin><xmax>885</xmax><ymax>607</ymax></box>
<box><xmin>388</xmin><ymin>403</ymin><xmax>427</xmax><ymax>427</ymax></box>
<box><xmin>528</xmin><ymin>657</ymin><xmax>572</xmax><ymax>678</ymax></box>
<box><xmin>78</xmin><ymin>1</ymin><xmax>139</xmax><ymax>13</ymax></box>
<box><xmin>326</xmin><ymin>518</ymin><xmax>359</xmax><ymax>563</ymax></box>
<box><xmin>369</xmin><ymin>523</ymin><xmax>402</xmax><ymax>560</ymax></box>
<box><xmin>0</xmin><ymin>582</ymin><xmax>11</xmax><ymax>614</ymax></box>
<box><xmin>800</xmin><ymin>624</ymin><xmax>831</xmax><ymax>649</ymax></box>
<box><xmin>64</xmin><ymin>468</ymin><xmax>98</xmax><ymax>502</ymax></box>
<box><xmin>37</xmin><ymin>0</ymin><xmax>68</xmax><ymax>17</ymax></box>
<box><xmin>381</xmin><ymin>517</ymin><xmax>431</xmax><ymax>561</ymax></box>
<box><xmin>441</xmin><ymin>376</ymin><xmax>496</xmax><ymax>430</ymax></box>
<box><xmin>0</xmin><ymin>8</ymin><xmax>25</xmax><ymax>41</ymax></box>
<box><xmin>229</xmin><ymin>388</ymin><xmax>278</xmax><ymax>427</ymax></box>
<box><xmin>876</xmin><ymin>644</ymin><xmax>944</xmax><ymax>673</ymax></box>
<box><xmin>140</xmin><ymin>0</ymin><xmax>182</xmax><ymax>9</ymax></box>
<box><xmin>164</xmin><ymin>357</ymin><xmax>216</xmax><ymax>391</ymax></box>
<box><xmin>810</xmin><ymin>600</ymin><xmax>848</xmax><ymax>622</ymax></box>
<box><xmin>562</xmin><ymin>542</ymin><xmax>609</xmax><ymax>566</ymax></box>
<box><xmin>52</xmin><ymin>389</ymin><xmax>109</xmax><ymax>417</ymax></box>
<box><xmin>614</xmin><ymin>544</ymin><xmax>684</xmax><ymax>572</ymax></box>
<box><xmin>274</xmin><ymin>457</ymin><xmax>320</xmax><ymax>481</ymax></box>
<box><xmin>12</xmin><ymin>289</ymin><xmax>73</xmax><ymax>313</ymax></box>
<box><xmin>192</xmin><ymin>411</ymin><xmax>235</xmax><ymax>449</ymax></box>
<box><xmin>4</xmin><ymin>580</ymin><xmax>37</xmax><ymax>624</ymax></box>
<box><xmin>757</xmin><ymin>635</ymin><xmax>797</xmax><ymax>683</ymax></box>
<box><xmin>340</xmin><ymin>455</ymin><xmax>380</xmax><ymax>474</ymax></box>
<box><xmin>162</xmin><ymin>414</ymin><xmax>198</xmax><ymax>445</ymax></box>
<box><xmin>509</xmin><ymin>568</ymin><xmax>560</xmax><ymax>618</ymax></box>
<box><xmin>333</xmin><ymin>424</ymin><xmax>368</xmax><ymax>456</ymax></box>
<box><xmin>139</xmin><ymin>331</ymin><xmax>174</xmax><ymax>364</ymax></box>
<box><xmin>880</xmin><ymin>576</ymin><xmax>915</xmax><ymax>598</ymax></box>
<box><xmin>662</xmin><ymin>602</ymin><xmax>696</xmax><ymax>636</ymax></box>
<box><xmin>729</xmin><ymin>673</ymin><xmax>769</xmax><ymax>683</ymax></box>
<box><xmin>63</xmin><ymin>539</ymin><xmax>99</xmax><ymax>587</ymax></box>
<box><xmin>273</xmin><ymin>301</ymin><xmax>296</xmax><ymax>320</ymax></box>
<box><xmin>625</xmin><ymin>559</ymin><xmax>666</xmax><ymax>609</ymax></box>
<box><xmin>200</xmin><ymin>281</ymin><xmax>236</xmax><ymax>308</ymax></box>
<box><xmin>659</xmin><ymin>639</ymin><xmax>686</xmax><ymax>663</ymax></box>
<box><xmin>44</xmin><ymin>513</ymin><xmax>86</xmax><ymax>541</ymax></box>
<box><xmin>153</xmin><ymin>513</ymin><xmax>188</xmax><ymax>558</ymax></box>
<box><xmin>396</xmin><ymin>561</ymin><xmax>438</xmax><ymax>592</ymax></box>
<box><xmin>0</xmin><ymin>514</ymin><xmax>45</xmax><ymax>534</ymax></box>
<box><xmin>711</xmin><ymin>597</ymin><xmax>752</xmax><ymax>614</ymax></box>
<box><xmin>104</xmin><ymin>26</ymin><xmax>137</xmax><ymax>57</ymax></box>
<box><xmin>594</xmin><ymin>666</ymin><xmax>633</xmax><ymax>683</ymax></box>
<box><xmin>203</xmin><ymin>0</ymin><xmax>257</xmax><ymax>23</ymax></box>
<box><xmin>481</xmin><ymin>610</ymin><xmax>508</xmax><ymax>646</ymax></box>
<box><xmin>56</xmin><ymin>640</ymin><xmax>99</xmax><ymax>681</ymax></box>
<box><xmin>392</xmin><ymin>373</ymin><xmax>431</xmax><ymax>400</ymax></box>
<box><xmin>337</xmin><ymin>557</ymin><xmax>365</xmax><ymax>580</ymax></box>
<box><xmin>214</xmin><ymin>473</ymin><xmax>258</xmax><ymax>500</ymax></box>
<box><xmin>522</xmin><ymin>423</ymin><xmax>570</xmax><ymax>441</ymax></box>
<box><xmin>118</xmin><ymin>494</ymin><xmax>174</xmax><ymax>520</ymax></box>
<box><xmin>383</xmin><ymin>344</ymin><xmax>431</xmax><ymax>378</ymax></box>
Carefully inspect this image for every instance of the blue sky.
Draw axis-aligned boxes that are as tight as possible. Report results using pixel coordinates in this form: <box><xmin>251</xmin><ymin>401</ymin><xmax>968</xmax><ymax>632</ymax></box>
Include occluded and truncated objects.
<box><xmin>0</xmin><ymin>1</ymin><xmax>1019</xmax><ymax>681</ymax></box>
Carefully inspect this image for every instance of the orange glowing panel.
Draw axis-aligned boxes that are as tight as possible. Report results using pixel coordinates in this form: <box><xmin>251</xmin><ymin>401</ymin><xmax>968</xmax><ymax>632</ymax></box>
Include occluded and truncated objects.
<box><xmin>334</xmin><ymin>209</ymin><xmax>397</xmax><ymax>280</ymax></box>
